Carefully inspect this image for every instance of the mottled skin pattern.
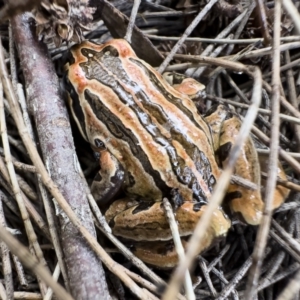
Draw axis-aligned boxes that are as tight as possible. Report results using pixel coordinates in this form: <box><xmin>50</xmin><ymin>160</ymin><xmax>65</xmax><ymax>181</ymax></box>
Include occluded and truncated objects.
<box><xmin>65</xmin><ymin>39</ymin><xmax>288</xmax><ymax>267</ymax></box>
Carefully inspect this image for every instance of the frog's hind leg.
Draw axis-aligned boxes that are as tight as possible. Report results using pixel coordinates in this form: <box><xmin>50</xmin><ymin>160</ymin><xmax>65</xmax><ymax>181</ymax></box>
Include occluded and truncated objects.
<box><xmin>205</xmin><ymin>105</ymin><xmax>264</xmax><ymax>225</ymax></box>
<box><xmin>205</xmin><ymin>105</ymin><xmax>288</xmax><ymax>225</ymax></box>
<box><xmin>105</xmin><ymin>198</ymin><xmax>231</xmax><ymax>267</ymax></box>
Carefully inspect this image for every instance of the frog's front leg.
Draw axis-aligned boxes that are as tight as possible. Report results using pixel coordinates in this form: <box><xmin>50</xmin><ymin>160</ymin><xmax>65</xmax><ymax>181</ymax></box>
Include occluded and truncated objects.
<box><xmin>91</xmin><ymin>150</ymin><xmax>125</xmax><ymax>205</ymax></box>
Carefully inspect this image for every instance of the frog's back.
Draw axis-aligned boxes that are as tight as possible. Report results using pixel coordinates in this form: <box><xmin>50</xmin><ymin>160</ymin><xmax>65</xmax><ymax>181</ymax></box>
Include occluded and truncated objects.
<box><xmin>66</xmin><ymin>39</ymin><xmax>220</xmax><ymax>203</ymax></box>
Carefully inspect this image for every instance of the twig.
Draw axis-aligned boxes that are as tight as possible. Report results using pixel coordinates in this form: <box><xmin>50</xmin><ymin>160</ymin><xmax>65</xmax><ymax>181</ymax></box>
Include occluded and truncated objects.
<box><xmin>207</xmin><ymin>94</ymin><xmax>300</xmax><ymax>125</ymax></box>
<box><xmin>258</xmin><ymin>251</ymin><xmax>286</xmax><ymax>290</ymax></box>
<box><xmin>263</xmin><ymin>80</ymin><xmax>300</xmax><ymax>120</ymax></box>
<box><xmin>284</xmin><ymin>51</ymin><xmax>300</xmax><ymax>150</ymax></box>
<box><xmin>225</xmin><ymin>1</ymin><xmax>256</xmax><ymax>55</ymax></box>
<box><xmin>44</xmin><ymin>263</ymin><xmax>60</xmax><ymax>300</ymax></box>
<box><xmin>276</xmin><ymin>267</ymin><xmax>300</xmax><ymax>300</ymax></box>
<box><xmin>272</xmin><ymin>220</ymin><xmax>300</xmax><ymax>257</ymax></box>
<box><xmin>255</xmin><ymin>0</ymin><xmax>271</xmax><ymax>45</ymax></box>
<box><xmin>0</xmin><ymin>282</ymin><xmax>7</xmax><ymax>300</ymax></box>
<box><xmin>0</xmin><ymin>74</ymin><xmax>49</xmax><ymax>295</ymax></box>
<box><xmin>38</xmin><ymin>179</ymin><xmax>70</xmax><ymax>292</ymax></box>
<box><xmin>230</xmin><ymin>174</ymin><xmax>257</xmax><ymax>191</ymax></box>
<box><xmin>0</xmin><ymin>194</ymin><xmax>13</xmax><ymax>299</ymax></box>
<box><xmin>216</xmin><ymin>257</ymin><xmax>252</xmax><ymax>300</ymax></box>
<box><xmin>186</xmin><ymin>9</ymin><xmax>249</xmax><ymax>77</ymax></box>
<box><xmin>0</xmin><ymin>156</ymin><xmax>51</xmax><ymax>239</ymax></box>
<box><xmin>250</xmin><ymin>125</ymin><xmax>300</xmax><ymax>175</ymax></box>
<box><xmin>245</xmin><ymin>1</ymin><xmax>282</xmax><ymax>298</ymax></box>
<box><xmin>261</xmin><ymin>171</ymin><xmax>300</xmax><ymax>192</ymax></box>
<box><xmin>221</xmin><ymin>70</ymin><xmax>290</xmax><ymax>146</ymax></box>
<box><xmin>0</xmin><ymin>292</ymin><xmax>43</xmax><ymax>299</ymax></box>
<box><xmin>199</xmin><ymin>260</ymin><xmax>217</xmax><ymax>297</ymax></box>
<box><xmin>0</xmin><ymin>224</ymin><xmax>73</xmax><ymax>300</ymax></box>
<box><xmin>223</xmin><ymin>42</ymin><xmax>300</xmax><ymax>59</ymax></box>
<box><xmin>282</xmin><ymin>0</ymin><xmax>300</xmax><ymax>34</ymax></box>
<box><xmin>158</xmin><ymin>0</ymin><xmax>219</xmax><ymax>73</ymax></box>
<box><xmin>162</xmin><ymin>198</ymin><xmax>194</xmax><ymax>300</ymax></box>
<box><xmin>269</xmin><ymin>231</ymin><xmax>300</xmax><ymax>263</ymax></box>
<box><xmin>124</xmin><ymin>0</ymin><xmax>141</xmax><ymax>43</ymax></box>
<box><xmin>147</xmin><ymin>34</ymin><xmax>300</xmax><ymax>44</ymax></box>
<box><xmin>12</xmin><ymin>254</ymin><xmax>28</xmax><ymax>287</ymax></box>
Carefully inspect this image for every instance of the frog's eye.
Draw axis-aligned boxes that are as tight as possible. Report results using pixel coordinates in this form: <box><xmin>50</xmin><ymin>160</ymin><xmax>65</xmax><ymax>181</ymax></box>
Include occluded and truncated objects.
<box><xmin>102</xmin><ymin>46</ymin><xmax>119</xmax><ymax>58</ymax></box>
<box><xmin>94</xmin><ymin>138</ymin><xmax>106</xmax><ymax>150</ymax></box>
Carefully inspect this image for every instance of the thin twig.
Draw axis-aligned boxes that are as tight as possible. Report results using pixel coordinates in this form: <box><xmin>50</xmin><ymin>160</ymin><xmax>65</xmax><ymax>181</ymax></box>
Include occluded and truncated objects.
<box><xmin>245</xmin><ymin>2</ymin><xmax>282</xmax><ymax>298</ymax></box>
<box><xmin>0</xmin><ymin>193</ymin><xmax>13</xmax><ymax>299</ymax></box>
<box><xmin>255</xmin><ymin>0</ymin><xmax>271</xmax><ymax>45</ymax></box>
<box><xmin>0</xmin><ymin>224</ymin><xmax>73</xmax><ymax>300</ymax></box>
<box><xmin>284</xmin><ymin>51</ymin><xmax>300</xmax><ymax>150</ymax></box>
<box><xmin>216</xmin><ymin>257</ymin><xmax>252</xmax><ymax>300</ymax></box>
<box><xmin>207</xmin><ymin>94</ymin><xmax>300</xmax><ymax>125</ymax></box>
<box><xmin>124</xmin><ymin>0</ymin><xmax>141</xmax><ymax>43</ymax></box>
<box><xmin>282</xmin><ymin>0</ymin><xmax>300</xmax><ymax>34</ymax></box>
<box><xmin>0</xmin><ymin>74</ymin><xmax>48</xmax><ymax>295</ymax></box>
<box><xmin>38</xmin><ymin>179</ymin><xmax>70</xmax><ymax>292</ymax></box>
<box><xmin>147</xmin><ymin>34</ymin><xmax>300</xmax><ymax>44</ymax></box>
<box><xmin>12</xmin><ymin>254</ymin><xmax>28</xmax><ymax>287</ymax></box>
<box><xmin>44</xmin><ymin>263</ymin><xmax>60</xmax><ymax>300</ymax></box>
<box><xmin>158</xmin><ymin>0</ymin><xmax>219</xmax><ymax>73</ymax></box>
<box><xmin>187</xmin><ymin>9</ymin><xmax>249</xmax><ymax>77</ymax></box>
<box><xmin>276</xmin><ymin>267</ymin><xmax>300</xmax><ymax>300</ymax></box>
<box><xmin>0</xmin><ymin>282</ymin><xmax>7</xmax><ymax>300</ymax></box>
<box><xmin>162</xmin><ymin>198</ymin><xmax>194</xmax><ymax>300</ymax></box>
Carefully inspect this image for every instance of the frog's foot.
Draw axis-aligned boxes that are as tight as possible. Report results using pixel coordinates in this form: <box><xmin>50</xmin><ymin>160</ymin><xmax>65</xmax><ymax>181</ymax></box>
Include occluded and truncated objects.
<box><xmin>105</xmin><ymin>198</ymin><xmax>231</xmax><ymax>267</ymax></box>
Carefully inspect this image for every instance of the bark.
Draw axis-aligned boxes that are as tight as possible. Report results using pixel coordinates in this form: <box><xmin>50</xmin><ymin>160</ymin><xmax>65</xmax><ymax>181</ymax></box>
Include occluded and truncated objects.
<box><xmin>11</xmin><ymin>13</ymin><xmax>110</xmax><ymax>300</ymax></box>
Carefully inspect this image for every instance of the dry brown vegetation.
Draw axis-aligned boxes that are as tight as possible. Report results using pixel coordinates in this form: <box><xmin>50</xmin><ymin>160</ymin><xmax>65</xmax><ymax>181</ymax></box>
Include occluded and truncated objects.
<box><xmin>0</xmin><ymin>0</ymin><xmax>300</xmax><ymax>299</ymax></box>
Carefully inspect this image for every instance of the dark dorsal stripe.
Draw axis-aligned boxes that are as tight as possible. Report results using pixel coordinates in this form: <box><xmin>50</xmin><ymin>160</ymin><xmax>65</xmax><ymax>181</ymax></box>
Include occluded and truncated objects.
<box><xmin>101</xmin><ymin>49</ymin><xmax>216</xmax><ymax>196</ymax></box>
<box><xmin>80</xmin><ymin>47</ymin><xmax>208</xmax><ymax>203</ymax></box>
<box><xmin>84</xmin><ymin>89</ymin><xmax>168</xmax><ymax>194</ymax></box>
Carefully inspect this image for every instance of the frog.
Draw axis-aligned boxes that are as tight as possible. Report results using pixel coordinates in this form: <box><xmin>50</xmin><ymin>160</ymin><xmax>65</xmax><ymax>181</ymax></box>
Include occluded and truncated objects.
<box><xmin>64</xmin><ymin>39</ymin><xmax>289</xmax><ymax>267</ymax></box>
